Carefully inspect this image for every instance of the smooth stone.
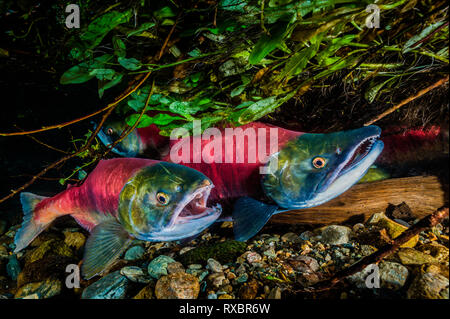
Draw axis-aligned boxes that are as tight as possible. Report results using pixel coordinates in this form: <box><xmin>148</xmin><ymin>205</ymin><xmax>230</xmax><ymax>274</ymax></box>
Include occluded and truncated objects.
<box><xmin>238</xmin><ymin>279</ymin><xmax>260</xmax><ymax>299</ymax></box>
<box><xmin>6</xmin><ymin>255</ymin><xmax>21</xmax><ymax>280</ymax></box>
<box><xmin>367</xmin><ymin>211</ymin><xmax>418</xmax><ymax>248</ymax></box>
<box><xmin>167</xmin><ymin>262</ymin><xmax>185</xmax><ymax>274</ymax></box>
<box><xmin>155</xmin><ymin>272</ymin><xmax>200</xmax><ymax>299</ymax></box>
<box><xmin>124</xmin><ymin>245</ymin><xmax>146</xmax><ymax>261</ymax></box>
<box><xmin>120</xmin><ymin>266</ymin><xmax>151</xmax><ymax>283</ymax></box>
<box><xmin>82</xmin><ymin>271</ymin><xmax>129</xmax><ymax>299</ymax></box>
<box><xmin>379</xmin><ymin>261</ymin><xmax>409</xmax><ymax>290</ymax></box>
<box><xmin>208</xmin><ymin>272</ymin><xmax>226</xmax><ymax>288</ymax></box>
<box><xmin>281</xmin><ymin>232</ymin><xmax>300</xmax><ymax>243</ymax></box>
<box><xmin>320</xmin><ymin>225</ymin><xmax>352</xmax><ymax>245</ymax></box>
<box><xmin>147</xmin><ymin>255</ymin><xmax>176</xmax><ymax>279</ymax></box>
<box><xmin>246</xmin><ymin>252</ymin><xmax>262</xmax><ymax>264</ymax></box>
<box><xmin>288</xmin><ymin>255</ymin><xmax>320</xmax><ymax>273</ymax></box>
<box><xmin>349</xmin><ymin>262</ymin><xmax>409</xmax><ymax>290</ymax></box>
<box><xmin>267</xmin><ymin>287</ymin><xmax>282</xmax><ymax>299</ymax></box>
<box><xmin>188</xmin><ymin>264</ymin><xmax>203</xmax><ymax>270</ymax></box>
<box><xmin>179</xmin><ymin>247</ymin><xmax>195</xmax><ymax>255</ymax></box>
<box><xmin>206</xmin><ymin>258</ymin><xmax>223</xmax><ymax>273</ymax></box>
<box><xmin>236</xmin><ymin>273</ymin><xmax>248</xmax><ymax>283</ymax></box>
<box><xmin>397</xmin><ymin>248</ymin><xmax>437</xmax><ymax>265</ymax></box>
<box><xmin>15</xmin><ymin>278</ymin><xmax>62</xmax><ymax>299</ymax></box>
<box><xmin>407</xmin><ymin>272</ymin><xmax>449</xmax><ymax>299</ymax></box>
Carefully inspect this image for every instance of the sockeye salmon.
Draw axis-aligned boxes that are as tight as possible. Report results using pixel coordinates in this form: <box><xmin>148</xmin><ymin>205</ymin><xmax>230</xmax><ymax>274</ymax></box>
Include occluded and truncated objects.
<box><xmin>99</xmin><ymin>122</ymin><xmax>384</xmax><ymax>241</ymax></box>
<box><xmin>14</xmin><ymin>159</ymin><xmax>222</xmax><ymax>279</ymax></box>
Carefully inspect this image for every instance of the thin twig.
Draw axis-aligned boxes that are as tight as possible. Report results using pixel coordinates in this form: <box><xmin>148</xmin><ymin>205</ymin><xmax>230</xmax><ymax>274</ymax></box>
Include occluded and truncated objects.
<box><xmin>157</xmin><ymin>15</ymin><xmax>179</xmax><ymax>61</ymax></box>
<box><xmin>364</xmin><ymin>75</ymin><xmax>449</xmax><ymax>126</ymax></box>
<box><xmin>294</xmin><ymin>206</ymin><xmax>449</xmax><ymax>293</ymax></box>
<box><xmin>0</xmin><ymin>72</ymin><xmax>152</xmax><ymax>204</ymax></box>
<box><xmin>0</xmin><ymin>74</ymin><xmax>150</xmax><ymax>137</ymax></box>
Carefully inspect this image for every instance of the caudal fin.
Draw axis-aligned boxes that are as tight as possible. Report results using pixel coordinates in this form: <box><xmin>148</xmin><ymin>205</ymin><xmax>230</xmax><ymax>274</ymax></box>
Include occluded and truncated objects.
<box><xmin>14</xmin><ymin>192</ymin><xmax>50</xmax><ymax>253</ymax></box>
<box><xmin>232</xmin><ymin>197</ymin><xmax>278</xmax><ymax>242</ymax></box>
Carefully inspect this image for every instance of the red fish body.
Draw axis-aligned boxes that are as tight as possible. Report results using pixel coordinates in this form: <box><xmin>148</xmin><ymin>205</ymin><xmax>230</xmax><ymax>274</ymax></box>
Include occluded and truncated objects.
<box><xmin>161</xmin><ymin>122</ymin><xmax>303</xmax><ymax>208</ymax></box>
<box><xmin>34</xmin><ymin>158</ymin><xmax>157</xmax><ymax>231</ymax></box>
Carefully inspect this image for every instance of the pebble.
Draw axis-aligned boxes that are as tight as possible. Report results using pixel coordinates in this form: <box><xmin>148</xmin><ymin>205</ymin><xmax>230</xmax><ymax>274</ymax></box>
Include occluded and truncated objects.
<box><xmin>246</xmin><ymin>252</ymin><xmax>262</xmax><ymax>264</ymax></box>
<box><xmin>281</xmin><ymin>232</ymin><xmax>300</xmax><ymax>243</ymax></box>
<box><xmin>206</xmin><ymin>258</ymin><xmax>223</xmax><ymax>273</ymax></box>
<box><xmin>320</xmin><ymin>225</ymin><xmax>352</xmax><ymax>245</ymax></box>
<box><xmin>188</xmin><ymin>264</ymin><xmax>202</xmax><ymax>270</ymax></box>
<box><xmin>15</xmin><ymin>278</ymin><xmax>62</xmax><ymax>299</ymax></box>
<box><xmin>208</xmin><ymin>272</ymin><xmax>226</xmax><ymax>288</ymax></box>
<box><xmin>155</xmin><ymin>272</ymin><xmax>200</xmax><ymax>299</ymax></box>
<box><xmin>238</xmin><ymin>279</ymin><xmax>260</xmax><ymax>299</ymax></box>
<box><xmin>288</xmin><ymin>256</ymin><xmax>320</xmax><ymax>273</ymax></box>
<box><xmin>179</xmin><ymin>247</ymin><xmax>195</xmax><ymax>255</ymax></box>
<box><xmin>81</xmin><ymin>270</ymin><xmax>129</xmax><ymax>299</ymax></box>
<box><xmin>267</xmin><ymin>287</ymin><xmax>282</xmax><ymax>299</ymax></box>
<box><xmin>397</xmin><ymin>248</ymin><xmax>437</xmax><ymax>265</ymax></box>
<box><xmin>82</xmin><ymin>271</ymin><xmax>129</xmax><ymax>299</ymax></box>
<box><xmin>124</xmin><ymin>245</ymin><xmax>146</xmax><ymax>261</ymax></box>
<box><xmin>379</xmin><ymin>261</ymin><xmax>409</xmax><ymax>290</ymax></box>
<box><xmin>147</xmin><ymin>255</ymin><xmax>176</xmax><ymax>279</ymax></box>
<box><xmin>407</xmin><ymin>272</ymin><xmax>449</xmax><ymax>299</ymax></box>
<box><xmin>167</xmin><ymin>262</ymin><xmax>185</xmax><ymax>274</ymax></box>
<box><xmin>120</xmin><ymin>266</ymin><xmax>151</xmax><ymax>283</ymax></box>
<box><xmin>236</xmin><ymin>273</ymin><xmax>248</xmax><ymax>283</ymax></box>
<box><xmin>6</xmin><ymin>255</ymin><xmax>20</xmax><ymax>280</ymax></box>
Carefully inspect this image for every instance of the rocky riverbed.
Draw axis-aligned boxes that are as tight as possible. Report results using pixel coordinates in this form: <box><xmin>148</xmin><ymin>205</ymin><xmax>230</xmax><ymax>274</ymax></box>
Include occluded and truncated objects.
<box><xmin>0</xmin><ymin>203</ymin><xmax>448</xmax><ymax>299</ymax></box>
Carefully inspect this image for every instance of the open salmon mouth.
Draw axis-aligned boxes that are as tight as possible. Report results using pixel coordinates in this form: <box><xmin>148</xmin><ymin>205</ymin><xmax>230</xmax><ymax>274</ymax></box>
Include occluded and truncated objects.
<box><xmin>172</xmin><ymin>183</ymin><xmax>222</xmax><ymax>225</ymax></box>
<box><xmin>339</xmin><ymin>135</ymin><xmax>380</xmax><ymax>175</ymax></box>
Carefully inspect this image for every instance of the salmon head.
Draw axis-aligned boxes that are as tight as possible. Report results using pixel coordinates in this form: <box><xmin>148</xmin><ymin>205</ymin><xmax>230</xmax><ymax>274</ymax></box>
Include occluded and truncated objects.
<box><xmin>262</xmin><ymin>125</ymin><xmax>384</xmax><ymax>209</ymax></box>
<box><xmin>118</xmin><ymin>162</ymin><xmax>222</xmax><ymax>241</ymax></box>
<box><xmin>97</xmin><ymin>121</ymin><xmax>143</xmax><ymax>157</ymax></box>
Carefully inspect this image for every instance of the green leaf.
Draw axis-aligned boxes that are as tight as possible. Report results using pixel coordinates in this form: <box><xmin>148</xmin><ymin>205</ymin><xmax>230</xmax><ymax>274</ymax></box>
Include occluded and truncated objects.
<box><xmin>80</xmin><ymin>10</ymin><xmax>132</xmax><ymax>49</ymax></box>
<box><xmin>127</xmin><ymin>22</ymin><xmax>156</xmax><ymax>37</ymax></box>
<box><xmin>249</xmin><ymin>21</ymin><xmax>290</xmax><ymax>64</ymax></box>
<box><xmin>98</xmin><ymin>73</ymin><xmax>123</xmax><ymax>98</ymax></box>
<box><xmin>112</xmin><ymin>36</ymin><xmax>126</xmax><ymax>58</ymax></box>
<box><xmin>60</xmin><ymin>54</ymin><xmax>113</xmax><ymax>84</ymax></box>
<box><xmin>118</xmin><ymin>57</ymin><xmax>142</xmax><ymax>71</ymax></box>
<box><xmin>154</xmin><ymin>6</ymin><xmax>177</xmax><ymax>20</ymax></box>
<box><xmin>90</xmin><ymin>68</ymin><xmax>116</xmax><ymax>81</ymax></box>
<box><xmin>126</xmin><ymin>114</ymin><xmax>153</xmax><ymax>128</ymax></box>
<box><xmin>403</xmin><ymin>21</ymin><xmax>446</xmax><ymax>53</ymax></box>
<box><xmin>126</xmin><ymin>113</ymin><xmax>184</xmax><ymax>128</ymax></box>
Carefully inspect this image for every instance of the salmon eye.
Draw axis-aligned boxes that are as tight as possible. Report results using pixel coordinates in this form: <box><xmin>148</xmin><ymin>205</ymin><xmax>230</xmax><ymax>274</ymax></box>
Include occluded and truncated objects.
<box><xmin>156</xmin><ymin>192</ymin><xmax>170</xmax><ymax>205</ymax></box>
<box><xmin>312</xmin><ymin>157</ymin><xmax>326</xmax><ymax>169</ymax></box>
<box><xmin>106</xmin><ymin>128</ymin><xmax>114</xmax><ymax>135</ymax></box>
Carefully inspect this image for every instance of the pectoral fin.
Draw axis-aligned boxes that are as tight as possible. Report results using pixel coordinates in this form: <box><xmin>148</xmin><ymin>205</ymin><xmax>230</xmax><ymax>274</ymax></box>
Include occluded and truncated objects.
<box><xmin>81</xmin><ymin>218</ymin><xmax>132</xmax><ymax>280</ymax></box>
<box><xmin>232</xmin><ymin>197</ymin><xmax>278</xmax><ymax>242</ymax></box>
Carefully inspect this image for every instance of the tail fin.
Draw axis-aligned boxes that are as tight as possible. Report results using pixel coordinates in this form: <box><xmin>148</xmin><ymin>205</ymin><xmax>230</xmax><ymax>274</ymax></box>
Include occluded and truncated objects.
<box><xmin>14</xmin><ymin>192</ymin><xmax>50</xmax><ymax>253</ymax></box>
<box><xmin>232</xmin><ymin>197</ymin><xmax>278</xmax><ymax>242</ymax></box>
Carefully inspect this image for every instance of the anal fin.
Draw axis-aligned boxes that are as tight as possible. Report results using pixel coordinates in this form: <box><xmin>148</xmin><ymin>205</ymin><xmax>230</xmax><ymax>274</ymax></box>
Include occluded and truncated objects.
<box><xmin>232</xmin><ymin>197</ymin><xmax>278</xmax><ymax>242</ymax></box>
<box><xmin>81</xmin><ymin>218</ymin><xmax>132</xmax><ymax>280</ymax></box>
